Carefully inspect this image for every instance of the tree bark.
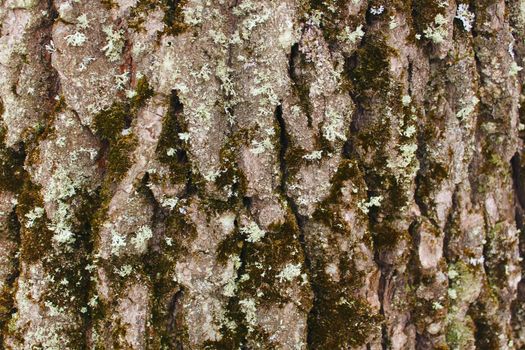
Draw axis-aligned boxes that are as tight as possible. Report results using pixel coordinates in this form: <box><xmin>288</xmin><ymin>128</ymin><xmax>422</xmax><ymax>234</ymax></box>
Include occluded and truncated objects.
<box><xmin>0</xmin><ymin>0</ymin><xmax>524</xmax><ymax>349</ymax></box>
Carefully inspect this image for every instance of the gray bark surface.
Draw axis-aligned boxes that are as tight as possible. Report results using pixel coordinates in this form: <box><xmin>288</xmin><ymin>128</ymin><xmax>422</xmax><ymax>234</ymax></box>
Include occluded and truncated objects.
<box><xmin>0</xmin><ymin>0</ymin><xmax>525</xmax><ymax>349</ymax></box>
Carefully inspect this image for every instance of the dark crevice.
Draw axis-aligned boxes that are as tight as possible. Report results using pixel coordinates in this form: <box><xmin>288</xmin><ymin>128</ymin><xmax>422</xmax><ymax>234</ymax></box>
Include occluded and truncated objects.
<box><xmin>512</xmin><ymin>153</ymin><xmax>525</xmax><ymax>209</ymax></box>
<box><xmin>378</xmin><ymin>269</ymin><xmax>391</xmax><ymax>350</ymax></box>
<box><xmin>442</xmin><ymin>183</ymin><xmax>459</xmax><ymax>263</ymax></box>
<box><xmin>511</xmin><ymin>151</ymin><xmax>525</xmax><ymax>339</ymax></box>
<box><xmin>274</xmin><ymin>104</ymin><xmax>316</xmax><ymax>346</ymax></box>
<box><xmin>167</xmin><ymin>287</ymin><xmax>185</xmax><ymax>350</ymax></box>
<box><xmin>288</xmin><ymin>43</ymin><xmax>313</xmax><ymax>128</ymax></box>
<box><xmin>413</xmin><ymin>130</ymin><xmax>441</xmax><ymax>229</ymax></box>
<box><xmin>274</xmin><ymin>103</ymin><xmax>308</xmax><ymax>243</ymax></box>
<box><xmin>157</xmin><ymin>89</ymin><xmax>195</xmax><ymax>196</ymax></box>
<box><xmin>0</xmin><ymin>209</ymin><xmax>21</xmax><ymax>345</ymax></box>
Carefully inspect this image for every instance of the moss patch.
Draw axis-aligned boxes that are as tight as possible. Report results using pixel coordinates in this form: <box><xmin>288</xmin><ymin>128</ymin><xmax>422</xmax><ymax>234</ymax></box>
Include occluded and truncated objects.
<box><xmin>107</xmin><ymin>134</ymin><xmax>138</xmax><ymax>183</ymax></box>
<box><xmin>307</xmin><ymin>265</ymin><xmax>382</xmax><ymax>348</ymax></box>
<box><xmin>129</xmin><ymin>0</ymin><xmax>189</xmax><ymax>35</ymax></box>
<box><xmin>0</xmin><ymin>144</ymin><xmax>26</xmax><ymax>193</ymax></box>
<box><xmin>348</xmin><ymin>34</ymin><xmax>396</xmax><ymax>98</ymax></box>
<box><xmin>156</xmin><ymin>90</ymin><xmax>191</xmax><ymax>185</ymax></box>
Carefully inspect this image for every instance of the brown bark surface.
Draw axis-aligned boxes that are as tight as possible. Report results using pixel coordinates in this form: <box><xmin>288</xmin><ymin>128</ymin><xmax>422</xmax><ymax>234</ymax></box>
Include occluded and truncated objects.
<box><xmin>1</xmin><ymin>0</ymin><xmax>525</xmax><ymax>349</ymax></box>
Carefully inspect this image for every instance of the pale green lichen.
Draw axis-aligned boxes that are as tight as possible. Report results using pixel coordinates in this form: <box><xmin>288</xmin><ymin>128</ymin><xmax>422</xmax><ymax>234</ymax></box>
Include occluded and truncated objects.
<box><xmin>509</xmin><ymin>61</ymin><xmax>523</xmax><ymax>76</ymax></box>
<box><xmin>358</xmin><ymin>196</ymin><xmax>383</xmax><ymax>214</ymax></box>
<box><xmin>239</xmin><ymin>298</ymin><xmax>257</xmax><ymax>333</ymax></box>
<box><xmin>101</xmin><ymin>25</ymin><xmax>125</xmax><ymax>62</ymax></box>
<box><xmin>322</xmin><ymin>108</ymin><xmax>347</xmax><ymax>142</ymax></box>
<box><xmin>131</xmin><ymin>225</ymin><xmax>153</xmax><ymax>253</ymax></box>
<box><xmin>338</xmin><ymin>25</ymin><xmax>365</xmax><ymax>44</ymax></box>
<box><xmin>65</xmin><ymin>31</ymin><xmax>87</xmax><ymax>47</ymax></box>
<box><xmin>303</xmin><ymin>150</ymin><xmax>323</xmax><ymax>161</ymax></box>
<box><xmin>455</xmin><ymin>4</ymin><xmax>474</xmax><ymax>32</ymax></box>
<box><xmin>76</xmin><ymin>14</ymin><xmax>90</xmax><ymax>29</ymax></box>
<box><xmin>240</xmin><ymin>221</ymin><xmax>265</xmax><ymax>243</ymax></box>
<box><xmin>423</xmin><ymin>14</ymin><xmax>448</xmax><ymax>43</ymax></box>
<box><xmin>276</xmin><ymin>263</ymin><xmax>302</xmax><ymax>282</ymax></box>
<box><xmin>114</xmin><ymin>71</ymin><xmax>130</xmax><ymax>90</ymax></box>
<box><xmin>456</xmin><ymin>97</ymin><xmax>479</xmax><ymax>120</ymax></box>
<box><xmin>24</xmin><ymin>207</ymin><xmax>44</xmax><ymax>228</ymax></box>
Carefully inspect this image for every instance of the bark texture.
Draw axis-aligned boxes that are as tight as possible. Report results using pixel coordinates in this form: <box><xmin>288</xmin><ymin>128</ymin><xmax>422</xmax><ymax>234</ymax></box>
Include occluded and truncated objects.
<box><xmin>0</xmin><ymin>0</ymin><xmax>525</xmax><ymax>349</ymax></box>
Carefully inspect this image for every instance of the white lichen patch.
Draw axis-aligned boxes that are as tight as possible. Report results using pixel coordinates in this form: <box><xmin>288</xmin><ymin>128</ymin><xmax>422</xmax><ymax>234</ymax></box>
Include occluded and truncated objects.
<box><xmin>276</xmin><ymin>263</ymin><xmax>302</xmax><ymax>282</ymax></box>
<box><xmin>358</xmin><ymin>196</ymin><xmax>383</xmax><ymax>214</ymax></box>
<box><xmin>509</xmin><ymin>61</ymin><xmax>523</xmax><ymax>76</ymax></box>
<box><xmin>338</xmin><ymin>25</ymin><xmax>365</xmax><ymax>44</ymax></box>
<box><xmin>233</xmin><ymin>0</ymin><xmax>272</xmax><ymax>40</ymax></box>
<box><xmin>250</xmin><ymin>137</ymin><xmax>273</xmax><ymax>155</ymax></box>
<box><xmin>161</xmin><ymin>196</ymin><xmax>179</xmax><ymax>210</ymax></box>
<box><xmin>403</xmin><ymin>125</ymin><xmax>417</xmax><ymax>137</ymax></box>
<box><xmin>110</xmin><ymin>229</ymin><xmax>127</xmax><ymax>256</ymax></box>
<box><xmin>116</xmin><ymin>265</ymin><xmax>133</xmax><ymax>277</ymax></box>
<box><xmin>183</xmin><ymin>2</ymin><xmax>204</xmax><ymax>26</ymax></box>
<box><xmin>178</xmin><ymin>132</ymin><xmax>190</xmax><ymax>142</ymax></box>
<box><xmin>423</xmin><ymin>14</ymin><xmax>448</xmax><ymax>44</ymax></box>
<box><xmin>222</xmin><ymin>255</ymin><xmax>242</xmax><ymax>297</ymax></box>
<box><xmin>78</xmin><ymin>56</ymin><xmax>95</xmax><ymax>72</ymax></box>
<box><xmin>114</xmin><ymin>71</ymin><xmax>130</xmax><ymax>90</ymax></box>
<box><xmin>240</xmin><ymin>221</ymin><xmax>266</xmax><ymax>243</ymax></box>
<box><xmin>303</xmin><ymin>150</ymin><xmax>323</xmax><ymax>161</ymax></box>
<box><xmin>24</xmin><ymin>207</ymin><xmax>44</xmax><ymax>228</ymax></box>
<box><xmin>456</xmin><ymin>96</ymin><xmax>479</xmax><ymax>120</ymax></box>
<box><xmin>455</xmin><ymin>4</ymin><xmax>474</xmax><ymax>32</ymax></box>
<box><xmin>370</xmin><ymin>5</ymin><xmax>384</xmax><ymax>15</ymax></box>
<box><xmin>45</xmin><ymin>40</ymin><xmax>56</xmax><ymax>53</ymax></box>
<box><xmin>101</xmin><ymin>25</ymin><xmax>125</xmax><ymax>62</ymax></box>
<box><xmin>389</xmin><ymin>16</ymin><xmax>399</xmax><ymax>30</ymax></box>
<box><xmin>166</xmin><ymin>148</ymin><xmax>176</xmax><ymax>157</ymax></box>
<box><xmin>131</xmin><ymin>225</ymin><xmax>153</xmax><ymax>253</ymax></box>
<box><xmin>44</xmin><ymin>167</ymin><xmax>79</xmax><ymax>203</ymax></box>
<box><xmin>48</xmin><ymin>202</ymin><xmax>76</xmax><ymax>245</ymax></box>
<box><xmin>76</xmin><ymin>14</ymin><xmax>90</xmax><ymax>29</ymax></box>
<box><xmin>65</xmin><ymin>31</ymin><xmax>87</xmax><ymax>47</ymax></box>
<box><xmin>239</xmin><ymin>298</ymin><xmax>257</xmax><ymax>332</ymax></box>
<box><xmin>322</xmin><ymin>108</ymin><xmax>347</xmax><ymax>142</ymax></box>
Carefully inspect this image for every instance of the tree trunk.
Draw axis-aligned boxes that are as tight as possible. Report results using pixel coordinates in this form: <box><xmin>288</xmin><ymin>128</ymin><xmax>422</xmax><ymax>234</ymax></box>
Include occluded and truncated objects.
<box><xmin>1</xmin><ymin>0</ymin><xmax>525</xmax><ymax>349</ymax></box>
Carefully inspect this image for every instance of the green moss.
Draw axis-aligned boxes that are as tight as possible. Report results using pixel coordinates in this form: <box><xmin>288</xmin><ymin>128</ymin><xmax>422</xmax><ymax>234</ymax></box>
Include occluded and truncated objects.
<box><xmin>312</xmin><ymin>159</ymin><xmax>361</xmax><ymax>233</ymax></box>
<box><xmin>210</xmin><ymin>131</ymin><xmax>249</xmax><ymax>212</ymax></box>
<box><xmin>16</xmin><ymin>182</ymin><xmax>52</xmax><ymax>263</ymax></box>
<box><xmin>307</xmin><ymin>0</ymin><xmax>363</xmax><ymax>46</ymax></box>
<box><xmin>446</xmin><ymin>315</ymin><xmax>476</xmax><ymax>349</ymax></box>
<box><xmin>164</xmin><ymin>0</ymin><xmax>189</xmax><ymax>35</ymax></box>
<box><xmin>129</xmin><ymin>0</ymin><xmax>189</xmax><ymax>34</ymax></box>
<box><xmin>93</xmin><ymin>105</ymin><xmax>128</xmax><ymax>143</ymax></box>
<box><xmin>0</xmin><ymin>144</ymin><xmax>25</xmax><ymax>193</ymax></box>
<box><xmin>216</xmin><ymin>231</ymin><xmax>243</xmax><ymax>265</ymax></box>
<box><xmin>202</xmin><ymin>297</ymin><xmax>246</xmax><ymax>350</ymax></box>
<box><xmin>156</xmin><ymin>91</ymin><xmax>191</xmax><ymax>184</ymax></box>
<box><xmin>165</xmin><ymin>210</ymin><xmax>197</xmax><ymax>242</ymax></box>
<box><xmin>238</xmin><ymin>212</ymin><xmax>305</xmax><ymax>303</ymax></box>
<box><xmin>92</xmin><ymin>78</ymin><xmax>154</xmax><ymax>202</ymax></box>
<box><xmin>131</xmin><ymin>77</ymin><xmax>154</xmax><ymax>110</ymax></box>
<box><xmin>416</xmin><ymin>161</ymin><xmax>449</xmax><ymax>201</ymax></box>
<box><xmin>307</xmin><ymin>257</ymin><xmax>383</xmax><ymax>348</ymax></box>
<box><xmin>471</xmin><ymin>320</ymin><xmax>501</xmax><ymax>350</ymax></box>
<box><xmin>100</xmin><ymin>0</ymin><xmax>115</xmax><ymax>8</ymax></box>
<box><xmin>209</xmin><ymin>212</ymin><xmax>309</xmax><ymax>349</ymax></box>
<box><xmin>288</xmin><ymin>43</ymin><xmax>313</xmax><ymax>126</ymax></box>
<box><xmin>349</xmin><ymin>34</ymin><xmax>396</xmax><ymax>98</ymax></box>
<box><xmin>107</xmin><ymin>134</ymin><xmax>138</xmax><ymax>182</ymax></box>
<box><xmin>412</xmin><ymin>0</ymin><xmax>446</xmax><ymax>35</ymax></box>
<box><xmin>0</xmin><ymin>210</ymin><xmax>19</xmax><ymax>343</ymax></box>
